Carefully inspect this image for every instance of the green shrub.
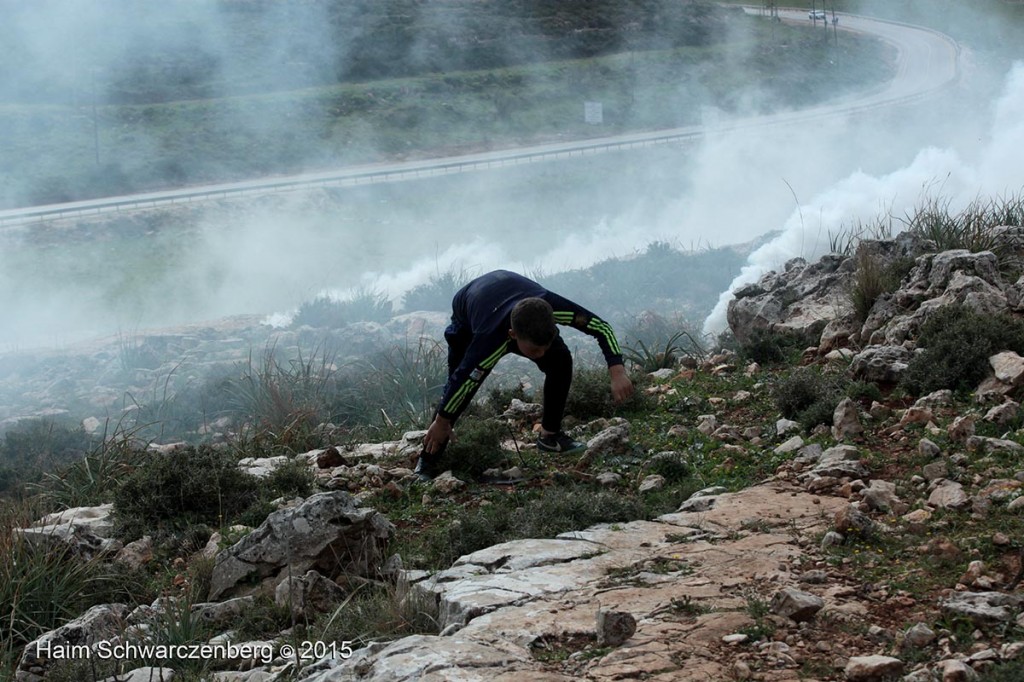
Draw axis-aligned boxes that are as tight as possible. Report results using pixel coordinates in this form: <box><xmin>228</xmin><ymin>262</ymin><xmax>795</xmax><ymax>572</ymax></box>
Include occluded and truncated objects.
<box><xmin>977</xmin><ymin>660</ymin><xmax>1024</xmax><ymax>681</ymax></box>
<box><xmin>845</xmin><ymin>380</ymin><xmax>882</xmax><ymax>404</ymax></box>
<box><xmin>262</xmin><ymin>457</ymin><xmax>317</xmax><ymax>499</ymax></box>
<box><xmin>443</xmin><ymin>418</ymin><xmax>510</xmax><ymax>480</ymax></box>
<box><xmin>565</xmin><ymin>366</ymin><xmax>651</xmax><ymax>420</ymax></box>
<box><xmin>772</xmin><ymin>367</ymin><xmax>848</xmax><ymax>430</ymax></box>
<box><xmin>431</xmin><ymin>503</ymin><xmax>513</xmax><ymax>567</ymax></box>
<box><xmin>739</xmin><ymin>327</ymin><xmax>815</xmax><ymax>366</ymax></box>
<box><xmin>113</xmin><ymin>445</ymin><xmax>261</xmax><ymax>537</ymax></box>
<box><xmin>900</xmin><ymin>305</ymin><xmax>1024</xmax><ymax>395</ymax></box>
<box><xmin>0</xmin><ymin>419</ymin><xmax>95</xmax><ymax>494</ymax></box>
<box><xmin>644</xmin><ymin>451</ymin><xmax>691</xmax><ymax>483</ymax></box>
<box><xmin>513</xmin><ymin>487</ymin><xmax>644</xmax><ymax>539</ymax></box>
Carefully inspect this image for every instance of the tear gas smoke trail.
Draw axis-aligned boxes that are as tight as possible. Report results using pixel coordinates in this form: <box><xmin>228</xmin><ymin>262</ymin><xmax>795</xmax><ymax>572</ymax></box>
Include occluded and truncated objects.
<box><xmin>701</xmin><ymin>62</ymin><xmax>1024</xmax><ymax>338</ymax></box>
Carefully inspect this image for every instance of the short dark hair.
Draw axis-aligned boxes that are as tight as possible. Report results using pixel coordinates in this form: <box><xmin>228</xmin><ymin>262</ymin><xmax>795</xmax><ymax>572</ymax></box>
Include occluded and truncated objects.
<box><xmin>510</xmin><ymin>297</ymin><xmax>557</xmax><ymax>345</ymax></box>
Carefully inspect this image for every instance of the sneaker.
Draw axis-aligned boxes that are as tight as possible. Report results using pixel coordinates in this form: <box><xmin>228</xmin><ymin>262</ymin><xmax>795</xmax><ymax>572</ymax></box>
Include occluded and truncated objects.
<box><xmin>536</xmin><ymin>431</ymin><xmax>586</xmax><ymax>454</ymax></box>
<box><xmin>414</xmin><ymin>452</ymin><xmax>440</xmax><ymax>481</ymax></box>
<box><xmin>414</xmin><ymin>441</ymin><xmax>447</xmax><ymax>481</ymax></box>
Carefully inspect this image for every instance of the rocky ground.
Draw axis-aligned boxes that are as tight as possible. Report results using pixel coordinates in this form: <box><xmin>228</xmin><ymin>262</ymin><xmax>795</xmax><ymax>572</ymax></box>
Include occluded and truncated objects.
<box><xmin>10</xmin><ymin>226</ymin><xmax>1024</xmax><ymax>681</ymax></box>
<box><xmin>13</xmin><ymin>350</ymin><xmax>1024</xmax><ymax>681</ymax></box>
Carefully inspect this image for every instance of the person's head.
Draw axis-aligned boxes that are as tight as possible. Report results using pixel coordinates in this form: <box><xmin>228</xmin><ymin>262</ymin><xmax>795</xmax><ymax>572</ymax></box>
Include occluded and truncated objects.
<box><xmin>509</xmin><ymin>297</ymin><xmax>557</xmax><ymax>359</ymax></box>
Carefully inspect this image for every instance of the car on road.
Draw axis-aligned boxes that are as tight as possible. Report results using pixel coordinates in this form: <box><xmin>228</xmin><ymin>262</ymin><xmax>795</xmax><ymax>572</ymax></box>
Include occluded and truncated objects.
<box><xmin>809</xmin><ymin>10</ymin><xmax>827</xmax><ymax>20</ymax></box>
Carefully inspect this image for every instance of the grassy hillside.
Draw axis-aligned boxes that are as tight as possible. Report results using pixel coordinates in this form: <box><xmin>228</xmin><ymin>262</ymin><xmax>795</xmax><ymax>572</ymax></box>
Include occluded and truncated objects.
<box><xmin>0</xmin><ymin>3</ymin><xmax>892</xmax><ymax>208</ymax></box>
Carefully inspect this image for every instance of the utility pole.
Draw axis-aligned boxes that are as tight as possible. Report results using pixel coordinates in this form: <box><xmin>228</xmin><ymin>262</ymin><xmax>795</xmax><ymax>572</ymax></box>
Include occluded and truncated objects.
<box><xmin>831</xmin><ymin>2</ymin><xmax>839</xmax><ymax>45</ymax></box>
<box><xmin>91</xmin><ymin>67</ymin><xmax>100</xmax><ymax>166</ymax></box>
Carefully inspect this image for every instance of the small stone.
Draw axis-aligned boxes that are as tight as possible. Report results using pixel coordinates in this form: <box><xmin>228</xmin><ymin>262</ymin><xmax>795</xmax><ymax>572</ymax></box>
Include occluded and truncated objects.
<box><xmin>769</xmin><ymin>587</ymin><xmax>824</xmax><ymax>623</ymax></box>
<box><xmin>919</xmin><ymin>438</ymin><xmax>941</xmax><ymax>458</ymax></box>
<box><xmin>638</xmin><ymin>474</ymin><xmax>666</xmax><ymax>493</ymax></box>
<box><xmin>844</xmin><ymin>655</ymin><xmax>904</xmax><ymax>680</ymax></box>
<box><xmin>722</xmin><ymin>633</ymin><xmax>749</xmax><ymax>645</ymax></box>
<box><xmin>821</xmin><ymin>531</ymin><xmax>844</xmax><ymax>549</ymax></box>
<box><xmin>903</xmin><ymin>622</ymin><xmax>936</xmax><ymax>649</ymax></box>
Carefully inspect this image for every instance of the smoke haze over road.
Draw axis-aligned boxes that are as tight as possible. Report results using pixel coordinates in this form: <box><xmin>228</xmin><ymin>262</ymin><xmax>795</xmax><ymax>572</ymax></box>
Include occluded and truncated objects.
<box><xmin>0</xmin><ymin>1</ymin><xmax>1022</xmax><ymax>350</ymax></box>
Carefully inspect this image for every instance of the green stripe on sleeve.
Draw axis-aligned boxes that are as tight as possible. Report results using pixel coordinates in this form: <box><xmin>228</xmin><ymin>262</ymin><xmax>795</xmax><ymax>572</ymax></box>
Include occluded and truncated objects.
<box><xmin>587</xmin><ymin>319</ymin><xmax>621</xmax><ymax>354</ymax></box>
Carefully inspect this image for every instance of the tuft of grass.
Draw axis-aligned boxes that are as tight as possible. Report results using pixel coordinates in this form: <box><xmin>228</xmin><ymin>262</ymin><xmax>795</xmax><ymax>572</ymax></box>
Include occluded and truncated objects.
<box><xmin>351</xmin><ymin>336</ymin><xmax>449</xmax><ymax>429</ymax></box>
<box><xmin>827</xmin><ymin>212</ymin><xmax>896</xmax><ymax>257</ymax></box>
<box><xmin>292</xmin><ymin>288</ymin><xmax>394</xmax><ymax>329</ymax></box>
<box><xmin>902</xmin><ymin>194</ymin><xmax>1024</xmax><ymax>257</ymax></box>
<box><xmin>850</xmin><ymin>247</ymin><xmax>915</xmax><ymax>323</ymax></box>
<box><xmin>31</xmin><ymin>432</ymin><xmax>147</xmax><ymax>510</ymax></box>
<box><xmin>622</xmin><ymin>311</ymin><xmax>709</xmax><ymax>372</ymax></box>
<box><xmin>226</xmin><ymin>343</ymin><xmax>340</xmax><ymax>452</ymax></box>
<box><xmin>314</xmin><ymin>580</ymin><xmax>440</xmax><ymax>651</ymax></box>
<box><xmin>624</xmin><ymin>329</ymin><xmax>707</xmax><ymax>372</ymax></box>
<box><xmin>401</xmin><ymin>266</ymin><xmax>473</xmax><ymax>313</ymax></box>
<box><xmin>0</xmin><ymin>499</ymin><xmax>131</xmax><ymax>676</ymax></box>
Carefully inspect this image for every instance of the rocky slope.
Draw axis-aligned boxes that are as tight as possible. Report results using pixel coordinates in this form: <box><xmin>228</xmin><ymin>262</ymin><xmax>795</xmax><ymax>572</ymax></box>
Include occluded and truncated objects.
<box><xmin>11</xmin><ymin>226</ymin><xmax>1024</xmax><ymax>681</ymax></box>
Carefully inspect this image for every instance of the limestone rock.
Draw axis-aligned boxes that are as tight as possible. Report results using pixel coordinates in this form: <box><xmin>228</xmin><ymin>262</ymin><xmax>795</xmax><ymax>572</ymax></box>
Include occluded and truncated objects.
<box><xmin>275</xmin><ymin>570</ymin><xmax>347</xmax><ymax>620</ymax></box>
<box><xmin>769</xmin><ymin>587</ymin><xmax>824</xmax><ymax>623</ymax></box>
<box><xmin>928</xmin><ymin>481</ymin><xmax>971</xmax><ymax>510</ymax></box>
<box><xmin>850</xmin><ymin>345</ymin><xmax>913</xmax><ymax>383</ymax></box>
<box><xmin>941</xmin><ymin>591</ymin><xmax>1024</xmax><ymax>625</ymax></box>
<box><xmin>17</xmin><ymin>604</ymin><xmax>131</xmax><ymax>682</ymax></box>
<box><xmin>832</xmin><ymin>397</ymin><xmax>864</xmax><ymax>441</ymax></box>
<box><xmin>843</xmin><ymin>655</ymin><xmax>904</xmax><ymax>681</ymax></box>
<box><xmin>209</xmin><ymin>492</ymin><xmax>393</xmax><ymax>601</ymax></box>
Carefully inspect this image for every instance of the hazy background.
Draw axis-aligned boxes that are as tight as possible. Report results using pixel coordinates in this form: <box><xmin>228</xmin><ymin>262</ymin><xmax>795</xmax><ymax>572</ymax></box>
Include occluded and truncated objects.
<box><xmin>1</xmin><ymin>0</ymin><xmax>1022</xmax><ymax>350</ymax></box>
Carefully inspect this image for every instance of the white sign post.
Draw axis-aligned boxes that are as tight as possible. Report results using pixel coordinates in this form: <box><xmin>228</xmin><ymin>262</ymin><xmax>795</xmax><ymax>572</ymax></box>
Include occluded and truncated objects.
<box><xmin>584</xmin><ymin>101</ymin><xmax>604</xmax><ymax>125</ymax></box>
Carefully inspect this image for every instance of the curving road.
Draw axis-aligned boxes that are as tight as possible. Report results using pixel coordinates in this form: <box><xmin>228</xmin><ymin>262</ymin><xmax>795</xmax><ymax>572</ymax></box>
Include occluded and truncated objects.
<box><xmin>0</xmin><ymin>9</ymin><xmax>959</xmax><ymax>227</ymax></box>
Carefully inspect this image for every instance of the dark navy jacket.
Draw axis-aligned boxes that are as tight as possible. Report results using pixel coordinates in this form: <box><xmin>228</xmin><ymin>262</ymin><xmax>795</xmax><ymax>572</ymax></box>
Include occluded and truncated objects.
<box><xmin>437</xmin><ymin>270</ymin><xmax>623</xmax><ymax>421</ymax></box>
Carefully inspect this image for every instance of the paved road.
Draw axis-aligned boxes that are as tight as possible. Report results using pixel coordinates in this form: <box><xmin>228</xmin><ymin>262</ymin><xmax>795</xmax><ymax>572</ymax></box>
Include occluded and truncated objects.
<box><xmin>0</xmin><ymin>9</ymin><xmax>959</xmax><ymax>227</ymax></box>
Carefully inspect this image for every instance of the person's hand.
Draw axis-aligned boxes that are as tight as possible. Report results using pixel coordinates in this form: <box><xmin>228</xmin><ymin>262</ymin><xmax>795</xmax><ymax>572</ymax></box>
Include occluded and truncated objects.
<box><xmin>424</xmin><ymin>416</ymin><xmax>453</xmax><ymax>454</ymax></box>
<box><xmin>609</xmin><ymin>364</ymin><xmax>634</xmax><ymax>403</ymax></box>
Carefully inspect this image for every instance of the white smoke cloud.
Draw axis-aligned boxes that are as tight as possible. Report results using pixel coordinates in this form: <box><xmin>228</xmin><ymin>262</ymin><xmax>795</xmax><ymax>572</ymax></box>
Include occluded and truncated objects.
<box><xmin>701</xmin><ymin>61</ymin><xmax>1024</xmax><ymax>337</ymax></box>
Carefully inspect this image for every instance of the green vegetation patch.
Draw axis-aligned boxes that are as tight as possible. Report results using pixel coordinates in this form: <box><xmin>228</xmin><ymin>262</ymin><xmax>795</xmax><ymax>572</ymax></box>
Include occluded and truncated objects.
<box><xmin>112</xmin><ymin>445</ymin><xmax>261</xmax><ymax>536</ymax></box>
<box><xmin>900</xmin><ymin>305</ymin><xmax>1024</xmax><ymax>396</ymax></box>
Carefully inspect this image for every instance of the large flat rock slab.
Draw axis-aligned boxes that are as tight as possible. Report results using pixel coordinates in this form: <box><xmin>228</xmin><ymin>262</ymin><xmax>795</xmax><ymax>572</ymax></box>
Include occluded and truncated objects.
<box><xmin>306</xmin><ymin>482</ymin><xmax>845</xmax><ymax>681</ymax></box>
